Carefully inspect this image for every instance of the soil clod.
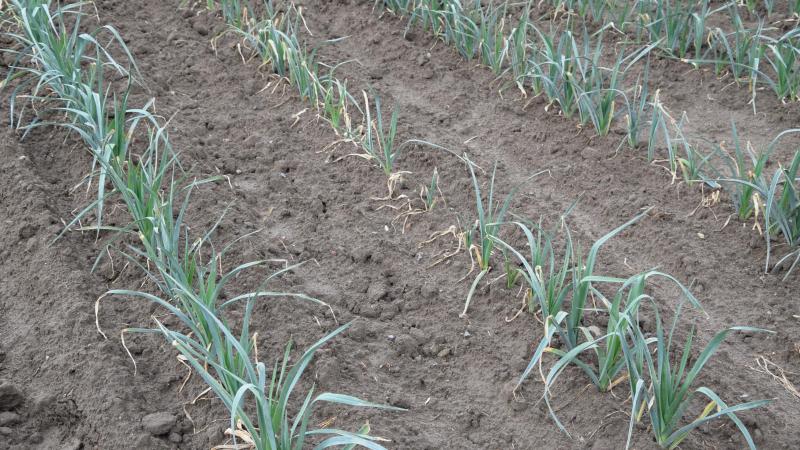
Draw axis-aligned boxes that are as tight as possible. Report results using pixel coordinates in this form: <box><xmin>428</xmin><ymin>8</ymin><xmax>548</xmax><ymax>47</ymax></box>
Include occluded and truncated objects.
<box><xmin>0</xmin><ymin>382</ymin><xmax>24</xmax><ymax>410</ymax></box>
<box><xmin>141</xmin><ymin>412</ymin><xmax>177</xmax><ymax>436</ymax></box>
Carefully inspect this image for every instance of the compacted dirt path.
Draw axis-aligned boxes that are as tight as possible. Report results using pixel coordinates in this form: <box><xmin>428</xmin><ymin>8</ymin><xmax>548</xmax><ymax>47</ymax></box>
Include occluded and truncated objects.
<box><xmin>1</xmin><ymin>1</ymin><xmax>798</xmax><ymax>449</ymax></box>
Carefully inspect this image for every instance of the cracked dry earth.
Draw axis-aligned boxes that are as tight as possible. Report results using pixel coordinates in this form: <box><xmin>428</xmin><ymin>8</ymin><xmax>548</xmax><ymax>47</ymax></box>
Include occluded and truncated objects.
<box><xmin>1</xmin><ymin>1</ymin><xmax>799</xmax><ymax>449</ymax></box>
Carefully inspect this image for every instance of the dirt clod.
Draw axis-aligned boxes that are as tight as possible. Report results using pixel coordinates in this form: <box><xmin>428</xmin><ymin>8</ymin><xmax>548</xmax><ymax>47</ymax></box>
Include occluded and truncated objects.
<box><xmin>366</xmin><ymin>280</ymin><xmax>388</xmax><ymax>301</ymax></box>
<box><xmin>191</xmin><ymin>19</ymin><xmax>209</xmax><ymax>36</ymax></box>
<box><xmin>0</xmin><ymin>383</ymin><xmax>24</xmax><ymax>410</ymax></box>
<box><xmin>60</xmin><ymin>438</ymin><xmax>82</xmax><ymax>450</ymax></box>
<box><xmin>0</xmin><ymin>411</ymin><xmax>21</xmax><ymax>426</ymax></box>
<box><xmin>141</xmin><ymin>412</ymin><xmax>176</xmax><ymax>436</ymax></box>
<box><xmin>17</xmin><ymin>224</ymin><xmax>37</xmax><ymax>240</ymax></box>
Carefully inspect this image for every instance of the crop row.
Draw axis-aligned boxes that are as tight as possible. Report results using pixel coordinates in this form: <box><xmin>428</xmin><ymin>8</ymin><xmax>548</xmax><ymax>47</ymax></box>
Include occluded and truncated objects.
<box><xmin>540</xmin><ymin>0</ymin><xmax>800</xmax><ymax>104</ymax></box>
<box><xmin>376</xmin><ymin>0</ymin><xmax>800</xmax><ymax>279</ymax></box>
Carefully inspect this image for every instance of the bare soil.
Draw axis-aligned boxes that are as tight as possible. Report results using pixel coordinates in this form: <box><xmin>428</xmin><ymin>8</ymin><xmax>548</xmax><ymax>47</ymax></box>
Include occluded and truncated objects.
<box><xmin>1</xmin><ymin>1</ymin><xmax>799</xmax><ymax>449</ymax></box>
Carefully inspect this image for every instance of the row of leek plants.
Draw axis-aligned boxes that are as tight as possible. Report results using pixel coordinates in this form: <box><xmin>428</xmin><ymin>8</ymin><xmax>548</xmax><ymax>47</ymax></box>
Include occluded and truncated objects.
<box><xmin>376</xmin><ymin>0</ymin><xmax>800</xmax><ymax>279</ymax></box>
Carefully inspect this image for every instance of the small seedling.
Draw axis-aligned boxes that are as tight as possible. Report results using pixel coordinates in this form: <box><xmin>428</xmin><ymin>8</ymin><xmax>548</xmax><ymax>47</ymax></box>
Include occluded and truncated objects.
<box><xmin>420</xmin><ymin>167</ymin><xmax>440</xmax><ymax>211</ymax></box>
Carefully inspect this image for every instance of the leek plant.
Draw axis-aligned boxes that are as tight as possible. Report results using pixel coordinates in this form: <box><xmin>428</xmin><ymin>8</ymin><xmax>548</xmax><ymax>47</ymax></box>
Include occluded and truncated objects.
<box><xmin>477</xmin><ymin>2</ymin><xmax>508</xmax><ymax>75</ymax></box>
<box><xmin>763</xmin><ymin>150</ymin><xmax>800</xmax><ymax>278</ymax></box>
<box><xmin>529</xmin><ymin>25</ymin><xmax>583</xmax><ymax>119</ymax></box>
<box><xmin>763</xmin><ymin>29</ymin><xmax>800</xmax><ymax>102</ymax></box>
<box><xmin>507</xmin><ymin>3</ymin><xmax>531</xmax><ymax>95</ymax></box>
<box><xmin>492</xmin><ymin>220</ymin><xmax>572</xmax><ymax>321</ymax></box>
<box><xmin>503</xmin><ymin>210</ymin><xmax>653</xmax><ymax>392</ymax></box>
<box><xmin>161</xmin><ymin>319</ymin><xmax>401</xmax><ymax>450</ymax></box>
<box><xmin>536</xmin><ymin>271</ymin><xmax>700</xmax><ymax>434</ymax></box>
<box><xmin>362</xmin><ymin>92</ymin><xmax>401</xmax><ymax>176</ymax></box>
<box><xmin>358</xmin><ymin>92</ymin><xmax>447</xmax><ymax>177</ymax></box>
<box><xmin>717</xmin><ymin>121</ymin><xmax>773</xmax><ymax>221</ymax></box>
<box><xmin>623</xmin><ymin>304</ymin><xmax>771</xmax><ymax>449</ymax></box>
<box><xmin>625</xmin><ymin>62</ymin><xmax>650</xmax><ymax>148</ymax></box>
<box><xmin>461</xmin><ymin>156</ymin><xmax>546</xmax><ymax>317</ymax></box>
<box><xmin>421</xmin><ymin>167</ymin><xmax>440</xmax><ymax>211</ymax></box>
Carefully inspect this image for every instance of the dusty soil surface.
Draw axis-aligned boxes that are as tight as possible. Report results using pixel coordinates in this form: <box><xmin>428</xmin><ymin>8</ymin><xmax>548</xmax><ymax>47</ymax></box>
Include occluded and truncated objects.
<box><xmin>1</xmin><ymin>1</ymin><xmax>799</xmax><ymax>449</ymax></box>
